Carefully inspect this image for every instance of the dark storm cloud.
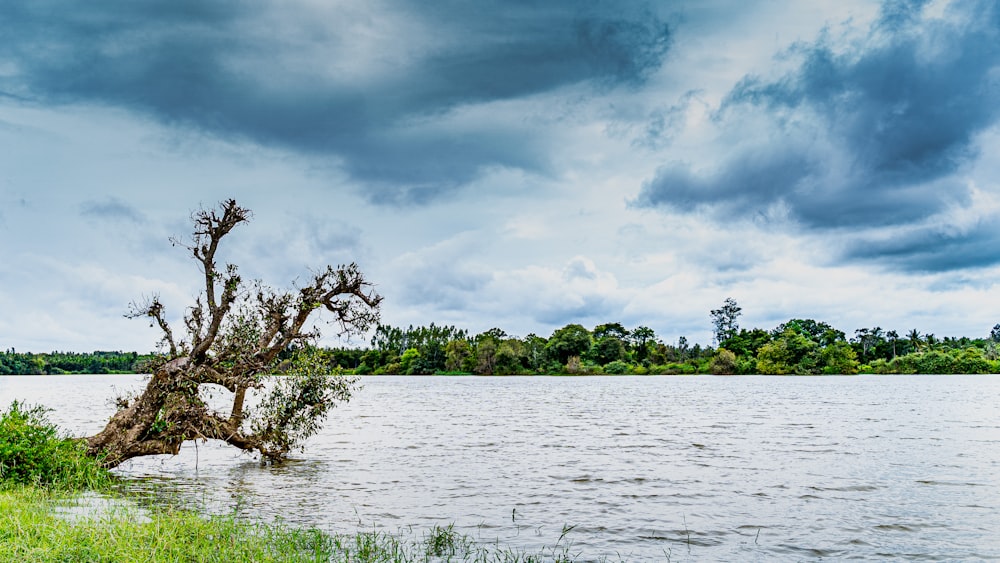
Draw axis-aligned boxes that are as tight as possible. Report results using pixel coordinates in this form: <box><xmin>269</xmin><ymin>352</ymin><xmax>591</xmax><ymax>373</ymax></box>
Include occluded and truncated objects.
<box><xmin>844</xmin><ymin>221</ymin><xmax>1000</xmax><ymax>273</ymax></box>
<box><xmin>0</xmin><ymin>0</ymin><xmax>671</xmax><ymax>204</ymax></box>
<box><xmin>639</xmin><ymin>149</ymin><xmax>818</xmax><ymax>217</ymax></box>
<box><xmin>728</xmin><ymin>2</ymin><xmax>999</xmax><ymax>191</ymax></box>
<box><xmin>637</xmin><ymin>0</ymin><xmax>1000</xmax><ymax>268</ymax></box>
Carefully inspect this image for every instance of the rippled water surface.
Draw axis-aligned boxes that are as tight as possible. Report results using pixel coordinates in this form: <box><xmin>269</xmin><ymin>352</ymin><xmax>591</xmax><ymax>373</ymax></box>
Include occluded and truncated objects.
<box><xmin>3</xmin><ymin>374</ymin><xmax>1000</xmax><ymax>560</ymax></box>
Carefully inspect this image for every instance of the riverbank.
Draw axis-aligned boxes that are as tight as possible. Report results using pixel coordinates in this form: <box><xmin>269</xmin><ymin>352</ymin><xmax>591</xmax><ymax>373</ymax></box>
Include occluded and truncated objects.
<box><xmin>1</xmin><ymin>486</ymin><xmax>330</xmax><ymax>562</ymax></box>
<box><xmin>1</xmin><ymin>486</ymin><xmax>593</xmax><ymax>562</ymax></box>
<box><xmin>0</xmin><ymin>400</ymin><xmax>588</xmax><ymax>562</ymax></box>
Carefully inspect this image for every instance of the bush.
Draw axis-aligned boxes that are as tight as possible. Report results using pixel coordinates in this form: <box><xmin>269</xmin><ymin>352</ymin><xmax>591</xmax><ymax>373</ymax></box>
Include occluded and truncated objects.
<box><xmin>710</xmin><ymin>349</ymin><xmax>737</xmax><ymax>375</ymax></box>
<box><xmin>603</xmin><ymin>360</ymin><xmax>631</xmax><ymax>375</ymax></box>
<box><xmin>0</xmin><ymin>401</ymin><xmax>110</xmax><ymax>489</ymax></box>
<box><xmin>953</xmin><ymin>347</ymin><xmax>992</xmax><ymax>374</ymax></box>
<box><xmin>736</xmin><ymin>356</ymin><xmax>757</xmax><ymax>374</ymax></box>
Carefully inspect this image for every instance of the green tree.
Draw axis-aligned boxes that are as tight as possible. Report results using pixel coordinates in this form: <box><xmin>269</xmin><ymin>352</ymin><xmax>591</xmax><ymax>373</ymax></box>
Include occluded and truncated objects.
<box><xmin>756</xmin><ymin>329</ymin><xmax>819</xmax><ymax>374</ymax></box>
<box><xmin>627</xmin><ymin>326</ymin><xmax>657</xmax><ymax>364</ymax></box>
<box><xmin>522</xmin><ymin>333</ymin><xmax>548</xmax><ymax>372</ymax></box>
<box><xmin>495</xmin><ymin>340</ymin><xmax>526</xmax><ymax>375</ymax></box>
<box><xmin>545</xmin><ymin>324</ymin><xmax>592</xmax><ymax>364</ymax></box>
<box><xmin>593</xmin><ymin>322</ymin><xmax>629</xmax><ymax>342</ymax></box>
<box><xmin>820</xmin><ymin>342</ymin><xmax>859</xmax><ymax>374</ymax></box>
<box><xmin>603</xmin><ymin>360</ymin><xmax>631</xmax><ymax>374</ymax></box>
<box><xmin>852</xmin><ymin>327</ymin><xmax>886</xmax><ymax>363</ymax></box>
<box><xmin>475</xmin><ymin>339</ymin><xmax>498</xmax><ymax>375</ymax></box>
<box><xmin>777</xmin><ymin>319</ymin><xmax>845</xmax><ymax>347</ymax></box>
<box><xmin>721</xmin><ymin>328</ymin><xmax>772</xmax><ymax>360</ymax></box>
<box><xmin>444</xmin><ymin>339</ymin><xmax>473</xmax><ymax>372</ymax></box>
<box><xmin>954</xmin><ymin>347</ymin><xmax>991</xmax><ymax>374</ymax></box>
<box><xmin>590</xmin><ymin>336</ymin><xmax>626</xmax><ymax>365</ymax></box>
<box><xmin>400</xmin><ymin>348</ymin><xmax>422</xmax><ymax>374</ymax></box>
<box><xmin>710</xmin><ymin>298</ymin><xmax>742</xmax><ymax>345</ymax></box>
<box><xmin>886</xmin><ymin>330</ymin><xmax>899</xmax><ymax>359</ymax></box>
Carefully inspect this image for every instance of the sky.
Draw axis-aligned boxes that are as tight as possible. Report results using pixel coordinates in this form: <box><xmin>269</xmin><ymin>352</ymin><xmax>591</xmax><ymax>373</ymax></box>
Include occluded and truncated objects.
<box><xmin>1</xmin><ymin>0</ymin><xmax>999</xmax><ymax>352</ymax></box>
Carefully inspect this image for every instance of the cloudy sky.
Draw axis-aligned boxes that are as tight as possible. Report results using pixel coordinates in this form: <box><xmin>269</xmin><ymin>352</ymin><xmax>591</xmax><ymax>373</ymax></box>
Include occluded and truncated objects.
<box><xmin>2</xmin><ymin>0</ymin><xmax>999</xmax><ymax>352</ymax></box>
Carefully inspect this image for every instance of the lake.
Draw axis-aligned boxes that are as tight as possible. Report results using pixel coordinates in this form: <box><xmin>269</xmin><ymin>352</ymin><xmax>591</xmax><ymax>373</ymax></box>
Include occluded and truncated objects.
<box><xmin>2</xmin><ymin>374</ymin><xmax>999</xmax><ymax>561</ymax></box>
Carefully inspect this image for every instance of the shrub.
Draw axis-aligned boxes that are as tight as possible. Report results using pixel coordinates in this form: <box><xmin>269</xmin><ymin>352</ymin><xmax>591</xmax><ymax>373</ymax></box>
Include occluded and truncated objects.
<box><xmin>603</xmin><ymin>360</ymin><xmax>631</xmax><ymax>375</ymax></box>
<box><xmin>736</xmin><ymin>357</ymin><xmax>757</xmax><ymax>374</ymax></box>
<box><xmin>710</xmin><ymin>349</ymin><xmax>737</xmax><ymax>375</ymax></box>
<box><xmin>0</xmin><ymin>401</ymin><xmax>110</xmax><ymax>489</ymax></box>
<box><xmin>953</xmin><ymin>347</ymin><xmax>991</xmax><ymax>374</ymax></box>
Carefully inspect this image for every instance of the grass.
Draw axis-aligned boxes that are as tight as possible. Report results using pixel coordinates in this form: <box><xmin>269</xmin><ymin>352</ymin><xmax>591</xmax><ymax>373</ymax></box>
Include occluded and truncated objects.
<box><xmin>0</xmin><ymin>486</ymin><xmax>335</xmax><ymax>562</ymax></box>
<box><xmin>0</xmin><ymin>487</ymin><xmax>603</xmax><ymax>562</ymax></box>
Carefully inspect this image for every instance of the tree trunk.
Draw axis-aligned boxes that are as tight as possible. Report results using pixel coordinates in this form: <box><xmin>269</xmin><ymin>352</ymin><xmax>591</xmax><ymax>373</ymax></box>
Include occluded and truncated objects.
<box><xmin>86</xmin><ymin>357</ymin><xmax>190</xmax><ymax>468</ymax></box>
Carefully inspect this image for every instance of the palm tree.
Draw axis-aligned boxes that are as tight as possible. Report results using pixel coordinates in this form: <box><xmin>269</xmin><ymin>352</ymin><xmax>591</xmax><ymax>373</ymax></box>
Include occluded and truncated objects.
<box><xmin>887</xmin><ymin>330</ymin><xmax>899</xmax><ymax>359</ymax></box>
<box><xmin>924</xmin><ymin>333</ymin><xmax>938</xmax><ymax>350</ymax></box>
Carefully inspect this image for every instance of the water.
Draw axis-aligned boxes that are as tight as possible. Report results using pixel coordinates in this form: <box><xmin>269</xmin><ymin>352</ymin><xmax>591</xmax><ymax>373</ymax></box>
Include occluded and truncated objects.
<box><xmin>3</xmin><ymin>374</ymin><xmax>999</xmax><ymax>560</ymax></box>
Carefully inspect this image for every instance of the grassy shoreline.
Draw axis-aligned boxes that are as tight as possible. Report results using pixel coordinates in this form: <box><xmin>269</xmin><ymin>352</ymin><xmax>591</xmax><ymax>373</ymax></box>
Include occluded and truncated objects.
<box><xmin>1</xmin><ymin>486</ymin><xmax>592</xmax><ymax>562</ymax></box>
<box><xmin>0</xmin><ymin>401</ymin><xmax>586</xmax><ymax>562</ymax></box>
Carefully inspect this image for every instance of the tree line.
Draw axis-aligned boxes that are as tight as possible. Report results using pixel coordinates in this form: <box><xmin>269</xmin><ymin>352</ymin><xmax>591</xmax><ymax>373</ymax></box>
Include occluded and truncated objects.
<box><xmin>312</xmin><ymin>312</ymin><xmax>1000</xmax><ymax>375</ymax></box>
<box><xmin>4</xmin><ymin>306</ymin><xmax>1000</xmax><ymax>376</ymax></box>
<box><xmin>0</xmin><ymin>349</ymin><xmax>157</xmax><ymax>375</ymax></box>
<box><xmin>709</xmin><ymin>299</ymin><xmax>1000</xmax><ymax>375</ymax></box>
<box><xmin>318</xmin><ymin>322</ymin><xmax>715</xmax><ymax>376</ymax></box>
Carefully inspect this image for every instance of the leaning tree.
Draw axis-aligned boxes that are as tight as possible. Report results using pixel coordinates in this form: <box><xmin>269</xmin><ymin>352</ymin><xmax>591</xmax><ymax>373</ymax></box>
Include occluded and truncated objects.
<box><xmin>85</xmin><ymin>199</ymin><xmax>381</xmax><ymax>468</ymax></box>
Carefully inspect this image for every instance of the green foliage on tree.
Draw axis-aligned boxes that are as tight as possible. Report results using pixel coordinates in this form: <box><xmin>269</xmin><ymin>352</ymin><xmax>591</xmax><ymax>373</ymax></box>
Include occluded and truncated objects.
<box><xmin>820</xmin><ymin>342</ymin><xmax>859</xmax><ymax>375</ymax></box>
<box><xmin>869</xmin><ymin>347</ymin><xmax>994</xmax><ymax>374</ymax></box>
<box><xmin>444</xmin><ymin>339</ymin><xmax>474</xmax><ymax>373</ymax></box>
<box><xmin>589</xmin><ymin>336</ymin><xmax>626</xmax><ymax>365</ymax></box>
<box><xmin>710</xmin><ymin>297</ymin><xmax>741</xmax><ymax>344</ymax></box>
<box><xmin>545</xmin><ymin>324</ymin><xmax>592</xmax><ymax>365</ymax></box>
<box><xmin>250</xmin><ymin>348</ymin><xmax>358</xmax><ymax>455</ymax></box>
<box><xmin>719</xmin><ymin>328</ymin><xmax>772</xmax><ymax>366</ymax></box>
<box><xmin>756</xmin><ymin>329</ymin><xmax>819</xmax><ymax>375</ymax></box>
<box><xmin>627</xmin><ymin>326</ymin><xmax>657</xmax><ymax>363</ymax></box>
<box><xmin>399</xmin><ymin>348</ymin><xmax>423</xmax><ymax>374</ymax></box>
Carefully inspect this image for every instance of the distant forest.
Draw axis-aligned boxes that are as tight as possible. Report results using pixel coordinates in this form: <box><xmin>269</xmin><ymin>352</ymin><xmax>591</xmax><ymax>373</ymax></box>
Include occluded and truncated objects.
<box><xmin>0</xmin><ymin>350</ymin><xmax>158</xmax><ymax>375</ymax></box>
<box><xmin>4</xmin><ymin>302</ymin><xmax>1000</xmax><ymax>375</ymax></box>
<box><xmin>314</xmin><ymin>317</ymin><xmax>1000</xmax><ymax>376</ymax></box>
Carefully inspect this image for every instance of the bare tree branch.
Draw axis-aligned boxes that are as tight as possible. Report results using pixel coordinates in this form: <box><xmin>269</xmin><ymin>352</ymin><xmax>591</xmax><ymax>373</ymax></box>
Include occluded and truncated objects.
<box><xmin>126</xmin><ymin>296</ymin><xmax>177</xmax><ymax>357</ymax></box>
